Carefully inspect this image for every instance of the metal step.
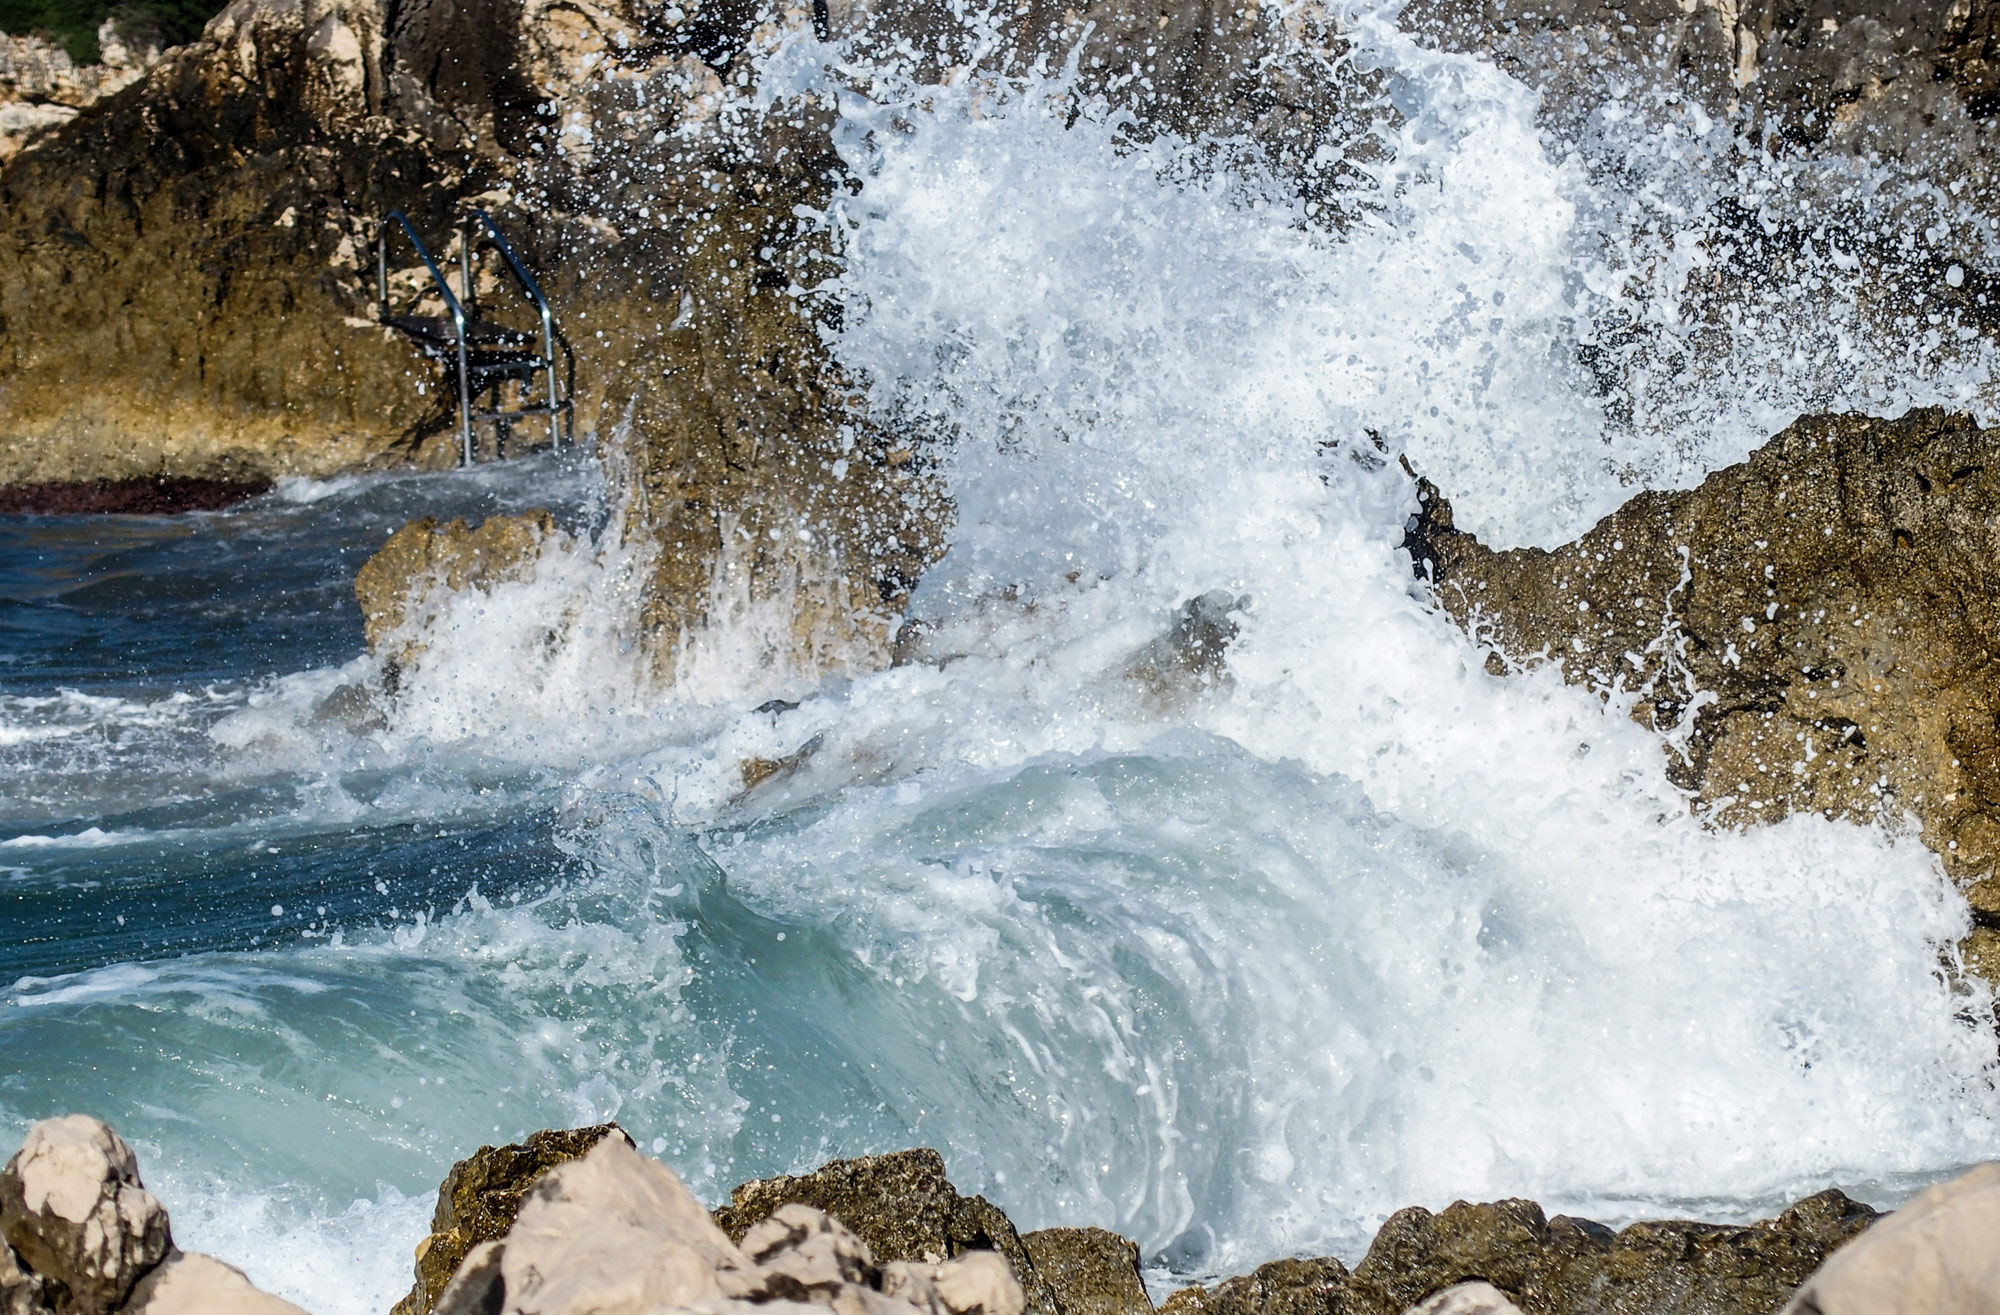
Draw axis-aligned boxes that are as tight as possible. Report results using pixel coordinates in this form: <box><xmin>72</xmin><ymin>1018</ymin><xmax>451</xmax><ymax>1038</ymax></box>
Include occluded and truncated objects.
<box><xmin>376</xmin><ymin>209</ymin><xmax>576</xmax><ymax>467</ymax></box>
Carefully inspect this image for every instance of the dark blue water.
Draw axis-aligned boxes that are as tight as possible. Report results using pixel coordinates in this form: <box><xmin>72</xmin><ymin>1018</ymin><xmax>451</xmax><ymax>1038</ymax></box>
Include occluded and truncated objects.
<box><xmin>0</xmin><ymin>457</ymin><xmax>599</xmax><ymax>980</ymax></box>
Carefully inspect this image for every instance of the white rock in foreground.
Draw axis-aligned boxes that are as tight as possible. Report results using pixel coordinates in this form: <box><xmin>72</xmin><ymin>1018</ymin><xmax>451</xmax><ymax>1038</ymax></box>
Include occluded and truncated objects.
<box><xmin>1405</xmin><ymin>1283</ymin><xmax>1527</xmax><ymax>1315</ymax></box>
<box><xmin>0</xmin><ymin>1115</ymin><xmax>307</xmax><ymax>1315</ymax></box>
<box><xmin>1778</xmin><ymin>1162</ymin><xmax>2000</xmax><ymax>1315</ymax></box>
<box><xmin>436</xmin><ymin>1137</ymin><xmax>1026</xmax><ymax>1315</ymax></box>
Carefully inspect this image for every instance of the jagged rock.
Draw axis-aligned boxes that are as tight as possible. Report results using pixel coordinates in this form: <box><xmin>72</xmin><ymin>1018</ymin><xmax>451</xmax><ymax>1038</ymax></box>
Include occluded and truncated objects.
<box><xmin>1019</xmin><ymin>1229</ymin><xmax>1152</xmax><ymax>1315</ymax></box>
<box><xmin>1408</xmin><ymin>409</ymin><xmax>2000</xmax><ymax>936</ymax></box>
<box><xmin>1405</xmin><ymin>1286</ymin><xmax>1524</xmax><ymax>1315</ymax></box>
<box><xmin>431</xmin><ymin>1138</ymin><xmax>1026</xmax><ymax>1315</ymax></box>
<box><xmin>0</xmin><ymin>1115</ymin><xmax>171</xmax><ymax>1315</ymax></box>
<box><xmin>432</xmin><ymin>1135</ymin><xmax>764</xmax><ymax>1315</ymax></box>
<box><xmin>742</xmin><ymin>1204</ymin><xmax>882</xmax><ymax>1298</ymax></box>
<box><xmin>391</xmin><ymin>1122</ymin><xmax>626</xmax><ymax>1315</ymax></box>
<box><xmin>1777</xmin><ymin>1162</ymin><xmax>2000</xmax><ymax>1315</ymax></box>
<box><xmin>1159</xmin><ymin>1189</ymin><xmax>1878</xmax><ymax>1315</ymax></box>
<box><xmin>354</xmin><ymin>510</ymin><xmax>563</xmax><ymax>657</ymax></box>
<box><xmin>712</xmin><ymin>1149</ymin><xmax>1059</xmax><ymax>1315</ymax></box>
<box><xmin>121</xmin><ymin>1252</ymin><xmax>309</xmax><ymax>1315</ymax></box>
<box><xmin>0</xmin><ymin>23</ymin><xmax>163</xmax><ymax>161</ymax></box>
<box><xmin>0</xmin><ymin>1116</ymin><xmax>303</xmax><ymax>1315</ymax></box>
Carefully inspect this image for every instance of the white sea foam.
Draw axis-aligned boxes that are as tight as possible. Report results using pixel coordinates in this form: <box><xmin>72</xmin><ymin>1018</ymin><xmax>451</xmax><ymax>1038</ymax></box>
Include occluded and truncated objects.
<box><xmin>7</xmin><ymin>3</ymin><xmax>2000</xmax><ymax>1309</ymax></box>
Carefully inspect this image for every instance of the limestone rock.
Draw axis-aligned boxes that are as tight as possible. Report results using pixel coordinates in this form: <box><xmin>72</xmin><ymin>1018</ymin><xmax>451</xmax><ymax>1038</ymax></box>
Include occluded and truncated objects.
<box><xmin>1409</xmin><ymin>409</ymin><xmax>2000</xmax><ymax>940</ymax></box>
<box><xmin>0</xmin><ymin>1116</ymin><xmax>302</xmax><ymax>1315</ymax></box>
<box><xmin>438</xmin><ymin>1135</ymin><xmax>763</xmax><ymax>1315</ymax></box>
<box><xmin>354</xmin><ymin>510</ymin><xmax>562</xmax><ymax>656</ymax></box>
<box><xmin>1020</xmin><ymin>1229</ymin><xmax>1153</xmax><ymax>1315</ymax></box>
<box><xmin>391</xmin><ymin>1122</ymin><xmax>626</xmax><ymax>1315</ymax></box>
<box><xmin>744</xmin><ymin>1204</ymin><xmax>882</xmax><ymax>1299</ymax></box>
<box><xmin>0</xmin><ymin>1115</ymin><xmax>171</xmax><ymax>1315</ymax></box>
<box><xmin>429</xmin><ymin>1138</ymin><xmax>1026</xmax><ymax>1315</ymax></box>
<box><xmin>1404</xmin><ymin>1285</ymin><xmax>1524</xmax><ymax>1315</ymax></box>
<box><xmin>1777</xmin><ymin>1162</ymin><xmax>2000</xmax><ymax>1315</ymax></box>
<box><xmin>0</xmin><ymin>24</ymin><xmax>164</xmax><ymax>162</ymax></box>
<box><xmin>121</xmin><ymin>1252</ymin><xmax>310</xmax><ymax>1315</ymax></box>
<box><xmin>712</xmin><ymin>1149</ymin><xmax>1059</xmax><ymax>1315</ymax></box>
<box><xmin>1161</xmin><ymin>1189</ymin><xmax>1878</xmax><ymax>1315</ymax></box>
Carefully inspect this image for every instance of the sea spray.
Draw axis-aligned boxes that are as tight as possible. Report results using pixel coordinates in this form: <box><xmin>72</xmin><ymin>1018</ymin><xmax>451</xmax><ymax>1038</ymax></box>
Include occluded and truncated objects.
<box><xmin>3</xmin><ymin>6</ymin><xmax>2000</xmax><ymax>1314</ymax></box>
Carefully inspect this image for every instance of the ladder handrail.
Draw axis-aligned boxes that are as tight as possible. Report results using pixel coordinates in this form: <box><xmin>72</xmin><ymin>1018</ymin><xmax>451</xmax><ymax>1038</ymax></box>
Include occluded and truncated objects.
<box><xmin>461</xmin><ymin>207</ymin><xmax>573</xmax><ymax>451</ymax></box>
<box><xmin>378</xmin><ymin>210</ymin><xmax>474</xmax><ymax>467</ymax></box>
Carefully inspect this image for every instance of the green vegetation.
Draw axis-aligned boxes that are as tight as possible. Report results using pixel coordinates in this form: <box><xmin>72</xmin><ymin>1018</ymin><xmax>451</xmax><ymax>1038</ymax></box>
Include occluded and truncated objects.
<box><xmin>0</xmin><ymin>0</ymin><xmax>225</xmax><ymax>64</ymax></box>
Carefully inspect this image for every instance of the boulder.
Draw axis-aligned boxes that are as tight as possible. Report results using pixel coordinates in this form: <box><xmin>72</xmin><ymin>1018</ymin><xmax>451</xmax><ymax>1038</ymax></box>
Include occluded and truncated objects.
<box><xmin>0</xmin><ymin>1116</ymin><xmax>171</xmax><ymax>1315</ymax></box>
<box><xmin>712</xmin><ymin>1149</ymin><xmax>1059</xmax><ymax>1315</ymax></box>
<box><xmin>1408</xmin><ymin>408</ymin><xmax>2000</xmax><ymax>957</ymax></box>
<box><xmin>1776</xmin><ymin>1162</ymin><xmax>2000</xmax><ymax>1315</ymax></box>
<box><xmin>1159</xmin><ymin>1189</ymin><xmax>1879</xmax><ymax>1315</ymax></box>
<box><xmin>0</xmin><ymin>1115</ymin><xmax>305</xmax><ymax>1315</ymax></box>
<box><xmin>391</xmin><ymin>1122</ymin><xmax>627</xmax><ymax>1315</ymax></box>
<box><xmin>1019</xmin><ymin>1229</ymin><xmax>1153</xmax><ymax>1315</ymax></box>
<box><xmin>431</xmin><ymin>1137</ymin><xmax>1027</xmax><ymax>1315</ymax></box>
<box><xmin>354</xmin><ymin>510</ymin><xmax>563</xmax><ymax>657</ymax></box>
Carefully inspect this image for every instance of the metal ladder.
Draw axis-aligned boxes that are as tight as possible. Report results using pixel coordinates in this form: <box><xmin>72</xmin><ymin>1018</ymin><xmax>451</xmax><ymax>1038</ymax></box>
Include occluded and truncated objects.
<box><xmin>377</xmin><ymin>209</ymin><xmax>575</xmax><ymax>467</ymax></box>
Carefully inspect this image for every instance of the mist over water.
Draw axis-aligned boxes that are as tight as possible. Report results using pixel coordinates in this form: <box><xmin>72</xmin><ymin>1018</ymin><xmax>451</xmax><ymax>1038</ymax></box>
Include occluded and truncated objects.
<box><xmin>6</xmin><ymin>6</ymin><xmax>2000</xmax><ymax>1313</ymax></box>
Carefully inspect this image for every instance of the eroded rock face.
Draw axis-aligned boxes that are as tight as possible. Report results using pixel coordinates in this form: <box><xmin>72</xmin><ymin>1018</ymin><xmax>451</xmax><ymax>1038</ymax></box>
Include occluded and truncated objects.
<box><xmin>1161</xmin><ymin>1190</ymin><xmax>1879</xmax><ymax>1315</ymax></box>
<box><xmin>431</xmin><ymin>1137</ymin><xmax>1028</xmax><ymax>1315</ymax></box>
<box><xmin>1408</xmin><ymin>409</ymin><xmax>2000</xmax><ymax>919</ymax></box>
<box><xmin>0</xmin><ymin>24</ymin><xmax>164</xmax><ymax>161</ymax></box>
<box><xmin>0</xmin><ymin>1115</ymin><xmax>305</xmax><ymax>1315</ymax></box>
<box><xmin>391</xmin><ymin>1123</ymin><xmax>628</xmax><ymax>1315</ymax></box>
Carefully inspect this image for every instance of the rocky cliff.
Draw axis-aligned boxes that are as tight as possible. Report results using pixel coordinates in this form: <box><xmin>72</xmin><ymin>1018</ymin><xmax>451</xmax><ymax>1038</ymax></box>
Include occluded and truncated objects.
<box><xmin>1409</xmin><ymin>408</ymin><xmax>2000</xmax><ymax>973</ymax></box>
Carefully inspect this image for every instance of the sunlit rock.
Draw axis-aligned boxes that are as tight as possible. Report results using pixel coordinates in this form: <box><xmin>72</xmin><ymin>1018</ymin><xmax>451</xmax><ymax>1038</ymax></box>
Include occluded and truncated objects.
<box><xmin>0</xmin><ymin>1116</ymin><xmax>305</xmax><ymax>1315</ymax></box>
<box><xmin>1409</xmin><ymin>407</ymin><xmax>2000</xmax><ymax>971</ymax></box>
<box><xmin>391</xmin><ymin>1124</ymin><xmax>628</xmax><ymax>1315</ymax></box>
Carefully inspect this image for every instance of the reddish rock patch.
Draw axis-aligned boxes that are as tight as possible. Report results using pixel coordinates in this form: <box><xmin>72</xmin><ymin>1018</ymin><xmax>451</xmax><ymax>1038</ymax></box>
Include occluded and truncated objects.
<box><xmin>0</xmin><ymin>476</ymin><xmax>273</xmax><ymax>515</ymax></box>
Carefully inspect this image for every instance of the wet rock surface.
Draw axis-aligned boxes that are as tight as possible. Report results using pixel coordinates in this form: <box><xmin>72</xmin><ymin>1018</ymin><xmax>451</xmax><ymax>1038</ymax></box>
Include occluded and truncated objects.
<box><xmin>430</xmin><ymin>1136</ymin><xmax>1029</xmax><ymax>1315</ymax></box>
<box><xmin>354</xmin><ymin>509</ymin><xmax>564</xmax><ymax>657</ymax></box>
<box><xmin>1164</xmin><ymin>1189</ymin><xmax>1880</xmax><ymax>1315</ymax></box>
<box><xmin>1407</xmin><ymin>408</ymin><xmax>2000</xmax><ymax>918</ymax></box>
<box><xmin>0</xmin><ymin>476</ymin><xmax>272</xmax><ymax>515</ymax></box>
<box><xmin>0</xmin><ymin>1116</ymin><xmax>303</xmax><ymax>1315</ymax></box>
<box><xmin>391</xmin><ymin>1123</ymin><xmax>628</xmax><ymax>1315</ymax></box>
<box><xmin>712</xmin><ymin>1149</ymin><xmax>1061</xmax><ymax>1315</ymax></box>
<box><xmin>1019</xmin><ymin>1229</ymin><xmax>1153</xmax><ymax>1315</ymax></box>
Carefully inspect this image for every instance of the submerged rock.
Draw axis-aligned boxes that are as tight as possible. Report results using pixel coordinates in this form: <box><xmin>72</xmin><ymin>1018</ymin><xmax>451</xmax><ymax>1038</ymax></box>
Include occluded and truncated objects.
<box><xmin>1409</xmin><ymin>408</ymin><xmax>2000</xmax><ymax>952</ymax></box>
<box><xmin>0</xmin><ymin>1115</ymin><xmax>305</xmax><ymax>1315</ymax></box>
<box><xmin>1161</xmin><ymin>1189</ymin><xmax>1880</xmax><ymax>1315</ymax></box>
<box><xmin>391</xmin><ymin>1123</ymin><xmax>627</xmax><ymax>1315</ymax></box>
